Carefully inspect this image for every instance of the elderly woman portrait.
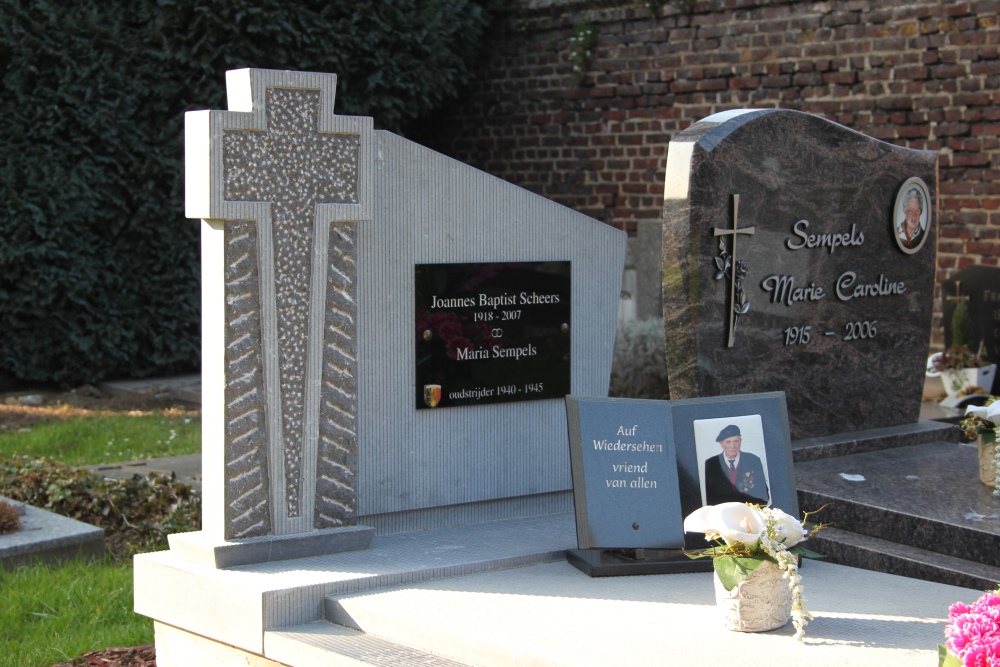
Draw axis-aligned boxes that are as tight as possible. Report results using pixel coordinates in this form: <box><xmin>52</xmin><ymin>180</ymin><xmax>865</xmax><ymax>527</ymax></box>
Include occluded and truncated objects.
<box><xmin>896</xmin><ymin>184</ymin><xmax>928</xmax><ymax>251</ymax></box>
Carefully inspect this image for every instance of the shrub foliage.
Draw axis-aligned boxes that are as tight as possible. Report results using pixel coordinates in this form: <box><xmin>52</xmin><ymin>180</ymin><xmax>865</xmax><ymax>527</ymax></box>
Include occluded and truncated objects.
<box><xmin>609</xmin><ymin>318</ymin><xmax>671</xmax><ymax>400</ymax></box>
<box><xmin>0</xmin><ymin>0</ymin><xmax>495</xmax><ymax>384</ymax></box>
<box><xmin>0</xmin><ymin>455</ymin><xmax>200</xmax><ymax>558</ymax></box>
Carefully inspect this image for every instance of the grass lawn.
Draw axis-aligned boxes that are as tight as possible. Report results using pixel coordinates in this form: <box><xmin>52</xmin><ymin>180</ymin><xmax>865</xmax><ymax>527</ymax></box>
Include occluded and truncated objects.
<box><xmin>0</xmin><ymin>411</ymin><xmax>200</xmax><ymax>465</ymax></box>
<box><xmin>0</xmin><ymin>395</ymin><xmax>201</xmax><ymax>666</ymax></box>
<box><xmin>0</xmin><ymin>556</ymin><xmax>150</xmax><ymax>667</ymax></box>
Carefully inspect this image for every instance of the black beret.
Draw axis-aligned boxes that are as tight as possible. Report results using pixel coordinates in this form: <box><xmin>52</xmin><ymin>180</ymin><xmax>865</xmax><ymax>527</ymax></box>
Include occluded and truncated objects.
<box><xmin>716</xmin><ymin>424</ymin><xmax>741</xmax><ymax>442</ymax></box>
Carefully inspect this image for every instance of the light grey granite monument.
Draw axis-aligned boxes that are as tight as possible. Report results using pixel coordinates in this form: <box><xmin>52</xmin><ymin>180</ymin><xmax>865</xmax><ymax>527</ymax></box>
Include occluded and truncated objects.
<box><xmin>169</xmin><ymin>68</ymin><xmax>625</xmax><ymax>566</ymax></box>
<box><xmin>136</xmin><ymin>69</ymin><xmax>624</xmax><ymax>663</ymax></box>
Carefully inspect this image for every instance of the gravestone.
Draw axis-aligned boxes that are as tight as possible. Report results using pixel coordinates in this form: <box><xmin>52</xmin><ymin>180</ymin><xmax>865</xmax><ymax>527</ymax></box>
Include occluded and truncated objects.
<box><xmin>618</xmin><ymin>221</ymin><xmax>663</xmax><ymax>325</ymax></box>
<box><xmin>662</xmin><ymin>109</ymin><xmax>937</xmax><ymax>439</ymax></box>
<box><xmin>168</xmin><ymin>68</ymin><xmax>626</xmax><ymax>567</ymax></box>
<box><xmin>942</xmin><ymin>265</ymin><xmax>1000</xmax><ymax>393</ymax></box>
<box><xmin>0</xmin><ymin>497</ymin><xmax>104</xmax><ymax>569</ymax></box>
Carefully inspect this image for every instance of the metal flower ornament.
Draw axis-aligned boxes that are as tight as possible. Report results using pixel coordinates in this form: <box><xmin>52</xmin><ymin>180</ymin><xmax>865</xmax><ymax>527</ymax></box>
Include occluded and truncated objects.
<box><xmin>712</xmin><ymin>194</ymin><xmax>753</xmax><ymax>347</ymax></box>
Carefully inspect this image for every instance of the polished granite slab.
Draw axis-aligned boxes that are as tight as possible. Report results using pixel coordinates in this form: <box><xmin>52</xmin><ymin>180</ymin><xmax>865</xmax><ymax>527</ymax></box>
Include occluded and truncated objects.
<box><xmin>807</xmin><ymin>527</ymin><xmax>1000</xmax><ymax>591</ymax></box>
<box><xmin>795</xmin><ymin>441</ymin><xmax>1000</xmax><ymax>570</ymax></box>
<box><xmin>662</xmin><ymin>110</ymin><xmax>937</xmax><ymax>440</ymax></box>
<box><xmin>791</xmin><ymin>420</ymin><xmax>960</xmax><ymax>462</ymax></box>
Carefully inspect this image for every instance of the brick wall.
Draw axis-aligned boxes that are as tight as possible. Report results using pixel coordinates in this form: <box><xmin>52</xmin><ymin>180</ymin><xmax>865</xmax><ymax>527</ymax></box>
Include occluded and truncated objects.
<box><xmin>411</xmin><ymin>0</ymin><xmax>1000</xmax><ymax>347</ymax></box>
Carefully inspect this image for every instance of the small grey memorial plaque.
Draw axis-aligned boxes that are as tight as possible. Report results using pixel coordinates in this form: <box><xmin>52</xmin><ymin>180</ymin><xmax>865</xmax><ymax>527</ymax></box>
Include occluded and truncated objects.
<box><xmin>565</xmin><ymin>397</ymin><xmax>683</xmax><ymax>550</ymax></box>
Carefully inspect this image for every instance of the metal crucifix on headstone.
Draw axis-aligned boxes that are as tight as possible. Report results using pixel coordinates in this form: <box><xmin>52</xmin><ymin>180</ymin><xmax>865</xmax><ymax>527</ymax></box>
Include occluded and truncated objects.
<box><xmin>178</xmin><ymin>69</ymin><xmax>374</xmax><ymax>566</ymax></box>
<box><xmin>946</xmin><ymin>281</ymin><xmax>970</xmax><ymax>306</ymax></box>
<box><xmin>713</xmin><ymin>194</ymin><xmax>754</xmax><ymax>347</ymax></box>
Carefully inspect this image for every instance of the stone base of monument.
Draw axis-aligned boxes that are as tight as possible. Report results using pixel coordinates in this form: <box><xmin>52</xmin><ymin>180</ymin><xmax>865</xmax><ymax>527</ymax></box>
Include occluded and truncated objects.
<box><xmin>790</xmin><ymin>419</ymin><xmax>960</xmax><ymax>463</ymax></box>
<box><xmin>167</xmin><ymin>525</ymin><xmax>375</xmax><ymax>569</ymax></box>
<box><xmin>0</xmin><ymin>497</ymin><xmax>104</xmax><ymax>569</ymax></box>
<box><xmin>134</xmin><ymin>513</ymin><xmax>575</xmax><ymax>663</ymax></box>
<box><xmin>141</xmin><ymin>536</ymin><xmax>980</xmax><ymax>667</ymax></box>
<box><xmin>565</xmin><ymin>547</ymin><xmax>713</xmax><ymax>577</ymax></box>
<box><xmin>796</xmin><ymin>437</ymin><xmax>1000</xmax><ymax>590</ymax></box>
<box><xmin>138</xmin><ymin>441</ymin><xmax>992</xmax><ymax>666</ymax></box>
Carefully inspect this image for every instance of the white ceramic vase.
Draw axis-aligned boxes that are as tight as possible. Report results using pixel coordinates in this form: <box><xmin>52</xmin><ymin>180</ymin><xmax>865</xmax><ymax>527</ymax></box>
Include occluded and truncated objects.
<box><xmin>928</xmin><ymin>360</ymin><xmax>997</xmax><ymax>399</ymax></box>
<box><xmin>714</xmin><ymin>559</ymin><xmax>791</xmax><ymax>632</ymax></box>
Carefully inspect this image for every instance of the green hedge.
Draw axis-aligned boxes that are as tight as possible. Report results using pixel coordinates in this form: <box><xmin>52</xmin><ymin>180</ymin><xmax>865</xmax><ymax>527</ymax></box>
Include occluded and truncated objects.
<box><xmin>0</xmin><ymin>0</ymin><xmax>495</xmax><ymax>384</ymax></box>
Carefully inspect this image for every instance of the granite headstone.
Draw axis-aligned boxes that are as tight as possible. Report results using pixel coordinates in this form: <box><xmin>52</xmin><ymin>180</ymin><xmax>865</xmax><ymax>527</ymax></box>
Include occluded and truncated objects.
<box><xmin>170</xmin><ymin>68</ymin><xmax>626</xmax><ymax>567</ymax></box>
<box><xmin>942</xmin><ymin>265</ymin><xmax>1000</xmax><ymax>393</ymax></box>
<box><xmin>663</xmin><ymin>109</ymin><xmax>937</xmax><ymax>439</ymax></box>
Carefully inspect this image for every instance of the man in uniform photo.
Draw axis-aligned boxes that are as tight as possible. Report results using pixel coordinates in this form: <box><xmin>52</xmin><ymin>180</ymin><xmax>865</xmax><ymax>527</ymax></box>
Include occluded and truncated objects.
<box><xmin>703</xmin><ymin>424</ymin><xmax>769</xmax><ymax>505</ymax></box>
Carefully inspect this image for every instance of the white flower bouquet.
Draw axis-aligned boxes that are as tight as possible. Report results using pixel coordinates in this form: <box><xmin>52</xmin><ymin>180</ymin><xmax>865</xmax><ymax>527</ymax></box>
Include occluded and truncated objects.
<box><xmin>684</xmin><ymin>502</ymin><xmax>824</xmax><ymax>639</ymax></box>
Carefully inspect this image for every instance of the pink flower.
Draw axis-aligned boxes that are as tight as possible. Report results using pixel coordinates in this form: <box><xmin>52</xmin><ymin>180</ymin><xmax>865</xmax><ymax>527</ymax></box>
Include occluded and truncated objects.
<box><xmin>945</xmin><ymin>591</ymin><xmax>1000</xmax><ymax>665</ymax></box>
<box><xmin>953</xmin><ymin>602</ymin><xmax>974</xmax><ymax>617</ymax></box>
<box><xmin>961</xmin><ymin>636</ymin><xmax>1000</xmax><ymax>667</ymax></box>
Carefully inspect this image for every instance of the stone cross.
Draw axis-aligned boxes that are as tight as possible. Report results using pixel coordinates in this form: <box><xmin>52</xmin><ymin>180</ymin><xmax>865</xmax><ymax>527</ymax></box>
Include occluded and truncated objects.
<box><xmin>180</xmin><ymin>69</ymin><xmax>374</xmax><ymax>563</ymax></box>
<box><xmin>223</xmin><ymin>86</ymin><xmax>359</xmax><ymax>526</ymax></box>
<box><xmin>712</xmin><ymin>194</ymin><xmax>754</xmax><ymax>347</ymax></box>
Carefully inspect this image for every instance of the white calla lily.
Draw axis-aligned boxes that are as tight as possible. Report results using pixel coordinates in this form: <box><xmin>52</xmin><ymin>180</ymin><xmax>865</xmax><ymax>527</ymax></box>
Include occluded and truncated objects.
<box><xmin>684</xmin><ymin>502</ymin><xmax>766</xmax><ymax>548</ymax></box>
<box><xmin>966</xmin><ymin>401</ymin><xmax>1000</xmax><ymax>427</ymax></box>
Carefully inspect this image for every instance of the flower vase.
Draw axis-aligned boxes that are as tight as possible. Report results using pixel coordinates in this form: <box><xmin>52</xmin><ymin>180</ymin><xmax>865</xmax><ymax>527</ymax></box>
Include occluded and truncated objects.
<box><xmin>713</xmin><ymin>559</ymin><xmax>791</xmax><ymax>632</ymax></box>
<box><xmin>978</xmin><ymin>434</ymin><xmax>997</xmax><ymax>488</ymax></box>
<box><xmin>940</xmin><ymin>364</ymin><xmax>997</xmax><ymax>398</ymax></box>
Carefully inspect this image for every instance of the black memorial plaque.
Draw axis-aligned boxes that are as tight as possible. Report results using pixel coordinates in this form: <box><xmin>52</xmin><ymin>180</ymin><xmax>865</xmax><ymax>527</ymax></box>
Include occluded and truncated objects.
<box><xmin>415</xmin><ymin>261</ymin><xmax>571</xmax><ymax>409</ymax></box>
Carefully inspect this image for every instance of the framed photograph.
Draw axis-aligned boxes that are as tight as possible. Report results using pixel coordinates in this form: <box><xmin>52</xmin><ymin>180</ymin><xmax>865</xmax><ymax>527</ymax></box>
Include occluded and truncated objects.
<box><xmin>670</xmin><ymin>392</ymin><xmax>796</xmax><ymax>550</ymax></box>
<box><xmin>693</xmin><ymin>414</ymin><xmax>770</xmax><ymax>507</ymax></box>
<box><xmin>892</xmin><ymin>176</ymin><xmax>931</xmax><ymax>255</ymax></box>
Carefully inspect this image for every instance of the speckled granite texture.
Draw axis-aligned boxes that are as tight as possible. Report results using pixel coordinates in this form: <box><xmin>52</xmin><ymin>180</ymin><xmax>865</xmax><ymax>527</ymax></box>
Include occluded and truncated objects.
<box><xmin>224</xmin><ymin>87</ymin><xmax>360</xmax><ymax>519</ymax></box>
<box><xmin>795</xmin><ymin>441</ymin><xmax>1000</xmax><ymax>586</ymax></box>
<box><xmin>663</xmin><ymin>109</ymin><xmax>937</xmax><ymax>439</ymax></box>
<box><xmin>223</xmin><ymin>220</ymin><xmax>271</xmax><ymax>539</ymax></box>
<box><xmin>791</xmin><ymin>420</ymin><xmax>961</xmax><ymax>462</ymax></box>
<box><xmin>807</xmin><ymin>527</ymin><xmax>1000</xmax><ymax>590</ymax></box>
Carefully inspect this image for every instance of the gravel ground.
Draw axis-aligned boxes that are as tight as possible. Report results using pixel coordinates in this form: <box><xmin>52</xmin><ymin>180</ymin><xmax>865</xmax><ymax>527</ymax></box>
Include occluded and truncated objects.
<box><xmin>0</xmin><ymin>385</ymin><xmax>197</xmax><ymax>431</ymax></box>
<box><xmin>50</xmin><ymin>644</ymin><xmax>156</xmax><ymax>667</ymax></box>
